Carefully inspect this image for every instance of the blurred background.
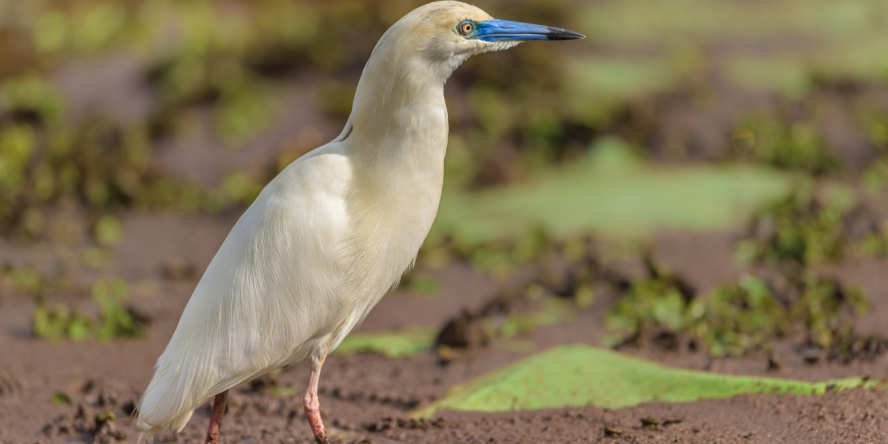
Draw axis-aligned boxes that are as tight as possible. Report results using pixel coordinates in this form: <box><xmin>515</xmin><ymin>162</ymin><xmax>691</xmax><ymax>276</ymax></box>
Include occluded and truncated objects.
<box><xmin>1</xmin><ymin>0</ymin><xmax>888</xmax><ymax>442</ymax></box>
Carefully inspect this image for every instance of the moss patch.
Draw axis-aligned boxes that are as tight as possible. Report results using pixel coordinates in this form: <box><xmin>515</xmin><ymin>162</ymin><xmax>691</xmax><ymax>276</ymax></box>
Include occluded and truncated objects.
<box><xmin>335</xmin><ymin>327</ymin><xmax>438</xmax><ymax>358</ymax></box>
<box><xmin>432</xmin><ymin>138</ymin><xmax>791</xmax><ymax>244</ymax></box>
<box><xmin>413</xmin><ymin>344</ymin><xmax>879</xmax><ymax>417</ymax></box>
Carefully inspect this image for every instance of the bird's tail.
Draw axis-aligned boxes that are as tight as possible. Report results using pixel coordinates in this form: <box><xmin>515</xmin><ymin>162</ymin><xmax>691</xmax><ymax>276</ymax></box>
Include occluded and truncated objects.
<box><xmin>135</xmin><ymin>353</ymin><xmax>204</xmax><ymax>435</ymax></box>
<box><xmin>136</xmin><ymin>408</ymin><xmax>194</xmax><ymax>436</ymax></box>
<box><xmin>136</xmin><ymin>347</ymin><xmax>258</xmax><ymax>435</ymax></box>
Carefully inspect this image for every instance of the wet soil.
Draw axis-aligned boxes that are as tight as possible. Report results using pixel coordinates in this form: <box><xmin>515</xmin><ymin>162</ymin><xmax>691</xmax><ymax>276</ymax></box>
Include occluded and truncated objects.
<box><xmin>2</xmin><ymin>221</ymin><xmax>888</xmax><ymax>443</ymax></box>
<box><xmin>3</xmin><ymin>25</ymin><xmax>888</xmax><ymax>444</ymax></box>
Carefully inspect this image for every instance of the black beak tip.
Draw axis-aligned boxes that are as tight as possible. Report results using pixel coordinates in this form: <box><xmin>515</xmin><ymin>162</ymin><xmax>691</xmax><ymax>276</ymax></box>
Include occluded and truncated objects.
<box><xmin>546</xmin><ymin>26</ymin><xmax>585</xmax><ymax>40</ymax></box>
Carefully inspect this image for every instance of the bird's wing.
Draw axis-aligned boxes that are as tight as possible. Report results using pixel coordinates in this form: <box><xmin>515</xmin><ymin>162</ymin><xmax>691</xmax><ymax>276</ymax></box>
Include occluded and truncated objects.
<box><xmin>137</xmin><ymin>146</ymin><xmax>352</xmax><ymax>433</ymax></box>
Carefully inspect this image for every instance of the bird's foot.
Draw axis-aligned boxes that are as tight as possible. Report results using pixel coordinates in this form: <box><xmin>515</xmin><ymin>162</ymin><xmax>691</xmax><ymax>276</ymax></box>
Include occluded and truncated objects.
<box><xmin>304</xmin><ymin>396</ymin><xmax>327</xmax><ymax>443</ymax></box>
<box><xmin>304</xmin><ymin>362</ymin><xmax>328</xmax><ymax>443</ymax></box>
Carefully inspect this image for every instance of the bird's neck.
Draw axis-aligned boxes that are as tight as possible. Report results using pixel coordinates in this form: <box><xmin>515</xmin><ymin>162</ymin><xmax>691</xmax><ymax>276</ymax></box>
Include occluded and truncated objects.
<box><xmin>343</xmin><ymin>44</ymin><xmax>456</xmax><ymax>173</ymax></box>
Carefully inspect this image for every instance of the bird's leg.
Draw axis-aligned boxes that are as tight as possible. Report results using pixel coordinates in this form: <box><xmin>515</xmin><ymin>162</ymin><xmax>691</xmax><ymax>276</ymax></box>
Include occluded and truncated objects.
<box><xmin>303</xmin><ymin>357</ymin><xmax>329</xmax><ymax>444</ymax></box>
<box><xmin>205</xmin><ymin>390</ymin><xmax>229</xmax><ymax>444</ymax></box>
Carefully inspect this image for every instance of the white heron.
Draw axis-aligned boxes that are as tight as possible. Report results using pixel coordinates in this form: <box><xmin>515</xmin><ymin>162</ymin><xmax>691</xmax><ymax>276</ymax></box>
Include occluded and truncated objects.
<box><xmin>135</xmin><ymin>2</ymin><xmax>582</xmax><ymax>443</ymax></box>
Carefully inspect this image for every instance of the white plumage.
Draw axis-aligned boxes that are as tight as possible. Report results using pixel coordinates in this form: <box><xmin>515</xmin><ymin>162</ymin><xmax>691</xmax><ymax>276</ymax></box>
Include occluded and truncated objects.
<box><xmin>136</xmin><ymin>2</ymin><xmax>581</xmax><ymax>442</ymax></box>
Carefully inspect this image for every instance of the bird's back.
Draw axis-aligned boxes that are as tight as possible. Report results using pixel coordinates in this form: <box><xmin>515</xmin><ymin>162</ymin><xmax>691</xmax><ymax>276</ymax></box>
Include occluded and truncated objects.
<box><xmin>137</xmin><ymin>145</ymin><xmax>353</xmax><ymax>434</ymax></box>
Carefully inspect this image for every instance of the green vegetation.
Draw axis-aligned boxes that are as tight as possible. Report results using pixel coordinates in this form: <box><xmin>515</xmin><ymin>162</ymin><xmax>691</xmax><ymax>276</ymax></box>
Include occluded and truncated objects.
<box><xmin>735</xmin><ymin>182</ymin><xmax>887</xmax><ymax>266</ymax></box>
<box><xmin>0</xmin><ymin>0</ymin><xmax>885</xmax><ymax>407</ymax></box>
<box><xmin>1</xmin><ymin>0</ymin><xmax>884</xmax><ymax>250</ymax></box>
<box><xmin>733</xmin><ymin>117</ymin><xmax>840</xmax><ymax>174</ymax></box>
<box><xmin>335</xmin><ymin>295</ymin><xmax>579</xmax><ymax>359</ymax></box>
<box><xmin>566</xmin><ymin>57</ymin><xmax>681</xmax><ymax>125</ymax></box>
<box><xmin>0</xmin><ymin>83</ymin><xmax>203</xmax><ymax>240</ymax></box>
<box><xmin>420</xmin><ymin>227</ymin><xmax>556</xmax><ymax>275</ymax></box>
<box><xmin>413</xmin><ymin>344</ymin><xmax>879</xmax><ymax>417</ymax></box>
<box><xmin>432</xmin><ymin>138</ymin><xmax>791</xmax><ymax>244</ymax></box>
<box><xmin>32</xmin><ymin>278</ymin><xmax>146</xmax><ymax>341</ymax></box>
<box><xmin>494</xmin><ymin>298</ymin><xmax>577</xmax><ymax>339</ymax></box>
<box><xmin>397</xmin><ymin>273</ymin><xmax>442</xmax><ymax>296</ymax></box>
<box><xmin>336</xmin><ymin>327</ymin><xmax>438</xmax><ymax>358</ymax></box>
<box><xmin>0</xmin><ymin>265</ymin><xmax>60</xmax><ymax>299</ymax></box>
<box><xmin>605</xmin><ymin>270</ymin><xmax>868</xmax><ymax>357</ymax></box>
<box><xmin>30</xmin><ymin>2</ymin><xmax>127</xmax><ymax>55</ymax></box>
<box><xmin>687</xmin><ymin>276</ymin><xmax>789</xmax><ymax>357</ymax></box>
<box><xmin>51</xmin><ymin>392</ymin><xmax>72</xmax><ymax>406</ymax></box>
<box><xmin>579</xmin><ymin>0</ymin><xmax>888</xmax><ymax>97</ymax></box>
<box><xmin>862</xmin><ymin>156</ymin><xmax>888</xmax><ymax>194</ymax></box>
<box><xmin>604</xmin><ymin>266</ymin><xmax>695</xmax><ymax>348</ymax></box>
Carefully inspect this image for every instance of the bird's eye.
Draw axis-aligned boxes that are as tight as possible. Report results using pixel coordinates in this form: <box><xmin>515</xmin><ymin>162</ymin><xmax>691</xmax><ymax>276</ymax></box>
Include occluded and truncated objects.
<box><xmin>457</xmin><ymin>21</ymin><xmax>475</xmax><ymax>35</ymax></box>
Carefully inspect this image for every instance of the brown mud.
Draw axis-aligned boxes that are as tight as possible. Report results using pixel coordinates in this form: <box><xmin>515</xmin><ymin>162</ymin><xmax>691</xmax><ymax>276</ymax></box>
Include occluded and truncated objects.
<box><xmin>3</xmin><ymin>5</ymin><xmax>888</xmax><ymax>442</ymax></box>
<box><xmin>3</xmin><ymin>223</ymin><xmax>888</xmax><ymax>443</ymax></box>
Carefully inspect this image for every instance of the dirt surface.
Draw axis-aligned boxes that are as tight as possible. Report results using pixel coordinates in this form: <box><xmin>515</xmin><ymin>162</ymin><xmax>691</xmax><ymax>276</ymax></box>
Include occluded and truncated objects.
<box><xmin>3</xmin><ymin>3</ymin><xmax>888</xmax><ymax>441</ymax></box>
<box><xmin>2</xmin><ymin>220</ymin><xmax>888</xmax><ymax>443</ymax></box>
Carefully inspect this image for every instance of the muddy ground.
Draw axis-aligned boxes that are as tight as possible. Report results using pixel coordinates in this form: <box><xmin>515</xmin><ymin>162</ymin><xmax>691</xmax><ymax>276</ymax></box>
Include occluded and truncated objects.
<box><xmin>3</xmin><ymin>1</ymin><xmax>888</xmax><ymax>442</ymax></box>
<box><xmin>2</xmin><ymin>223</ymin><xmax>888</xmax><ymax>443</ymax></box>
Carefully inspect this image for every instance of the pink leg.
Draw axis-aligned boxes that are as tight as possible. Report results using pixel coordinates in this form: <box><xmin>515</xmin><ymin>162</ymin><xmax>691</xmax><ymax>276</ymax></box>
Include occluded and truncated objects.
<box><xmin>303</xmin><ymin>359</ymin><xmax>329</xmax><ymax>444</ymax></box>
<box><xmin>205</xmin><ymin>390</ymin><xmax>228</xmax><ymax>444</ymax></box>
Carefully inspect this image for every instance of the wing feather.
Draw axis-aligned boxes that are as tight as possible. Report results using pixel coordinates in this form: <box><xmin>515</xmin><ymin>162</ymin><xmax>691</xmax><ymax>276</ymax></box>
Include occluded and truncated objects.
<box><xmin>137</xmin><ymin>147</ymin><xmax>351</xmax><ymax>433</ymax></box>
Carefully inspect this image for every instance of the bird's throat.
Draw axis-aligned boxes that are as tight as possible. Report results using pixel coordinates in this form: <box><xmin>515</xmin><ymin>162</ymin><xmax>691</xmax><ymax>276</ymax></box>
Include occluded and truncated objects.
<box><xmin>344</xmin><ymin>45</ymin><xmax>450</xmax><ymax>172</ymax></box>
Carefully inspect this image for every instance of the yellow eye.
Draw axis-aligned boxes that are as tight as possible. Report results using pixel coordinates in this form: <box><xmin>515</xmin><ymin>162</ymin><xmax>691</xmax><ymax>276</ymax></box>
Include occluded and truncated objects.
<box><xmin>458</xmin><ymin>21</ymin><xmax>475</xmax><ymax>35</ymax></box>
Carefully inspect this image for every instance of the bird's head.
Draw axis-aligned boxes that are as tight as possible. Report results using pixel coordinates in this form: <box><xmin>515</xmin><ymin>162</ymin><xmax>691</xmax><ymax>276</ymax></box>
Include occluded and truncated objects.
<box><xmin>348</xmin><ymin>1</ymin><xmax>583</xmax><ymax>131</ymax></box>
<box><xmin>383</xmin><ymin>1</ymin><xmax>583</xmax><ymax>79</ymax></box>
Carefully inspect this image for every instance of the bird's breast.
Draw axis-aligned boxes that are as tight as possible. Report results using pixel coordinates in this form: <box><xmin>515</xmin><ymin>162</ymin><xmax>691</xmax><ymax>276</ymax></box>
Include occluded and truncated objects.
<box><xmin>339</xmin><ymin>136</ymin><xmax>446</xmax><ymax>313</ymax></box>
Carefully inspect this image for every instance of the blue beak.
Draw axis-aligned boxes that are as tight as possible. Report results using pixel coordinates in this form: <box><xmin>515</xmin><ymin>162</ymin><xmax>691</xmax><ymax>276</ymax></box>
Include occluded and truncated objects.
<box><xmin>470</xmin><ymin>19</ymin><xmax>584</xmax><ymax>42</ymax></box>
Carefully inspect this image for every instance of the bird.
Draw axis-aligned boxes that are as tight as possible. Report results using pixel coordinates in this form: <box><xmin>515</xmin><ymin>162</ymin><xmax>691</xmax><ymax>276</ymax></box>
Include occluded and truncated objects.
<box><xmin>135</xmin><ymin>2</ymin><xmax>582</xmax><ymax>443</ymax></box>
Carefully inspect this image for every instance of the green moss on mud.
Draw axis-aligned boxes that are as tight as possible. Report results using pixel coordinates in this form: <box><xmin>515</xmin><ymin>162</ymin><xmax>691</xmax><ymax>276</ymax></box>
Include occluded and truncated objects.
<box><xmin>414</xmin><ymin>344</ymin><xmax>881</xmax><ymax>417</ymax></box>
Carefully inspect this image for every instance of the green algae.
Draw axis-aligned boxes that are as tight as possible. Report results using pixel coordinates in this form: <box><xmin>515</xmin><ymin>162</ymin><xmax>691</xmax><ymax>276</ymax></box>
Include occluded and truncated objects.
<box><xmin>432</xmin><ymin>138</ymin><xmax>791</xmax><ymax>244</ymax></box>
<box><xmin>335</xmin><ymin>327</ymin><xmax>438</xmax><ymax>358</ymax></box>
<box><xmin>413</xmin><ymin>344</ymin><xmax>880</xmax><ymax>418</ymax></box>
